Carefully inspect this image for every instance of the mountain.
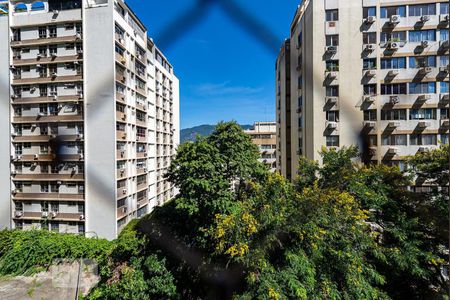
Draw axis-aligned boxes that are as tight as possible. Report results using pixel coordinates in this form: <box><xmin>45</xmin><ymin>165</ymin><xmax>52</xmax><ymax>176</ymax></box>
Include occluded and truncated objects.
<box><xmin>180</xmin><ymin>124</ymin><xmax>252</xmax><ymax>143</ymax></box>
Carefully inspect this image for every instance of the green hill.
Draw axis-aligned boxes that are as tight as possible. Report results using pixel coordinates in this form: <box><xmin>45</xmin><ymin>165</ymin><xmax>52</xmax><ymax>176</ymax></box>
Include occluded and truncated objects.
<box><xmin>180</xmin><ymin>124</ymin><xmax>252</xmax><ymax>143</ymax></box>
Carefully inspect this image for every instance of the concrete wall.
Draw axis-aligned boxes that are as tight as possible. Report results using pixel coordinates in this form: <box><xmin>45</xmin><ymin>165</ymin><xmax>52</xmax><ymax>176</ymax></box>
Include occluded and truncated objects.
<box><xmin>83</xmin><ymin>0</ymin><xmax>116</xmax><ymax>240</ymax></box>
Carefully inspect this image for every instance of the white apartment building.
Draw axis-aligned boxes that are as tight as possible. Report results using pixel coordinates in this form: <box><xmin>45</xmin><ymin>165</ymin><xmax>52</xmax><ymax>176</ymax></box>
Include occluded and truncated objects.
<box><xmin>0</xmin><ymin>0</ymin><xmax>180</xmax><ymax>240</ymax></box>
<box><xmin>244</xmin><ymin>122</ymin><xmax>277</xmax><ymax>172</ymax></box>
<box><xmin>277</xmin><ymin>0</ymin><xmax>449</xmax><ymax>180</ymax></box>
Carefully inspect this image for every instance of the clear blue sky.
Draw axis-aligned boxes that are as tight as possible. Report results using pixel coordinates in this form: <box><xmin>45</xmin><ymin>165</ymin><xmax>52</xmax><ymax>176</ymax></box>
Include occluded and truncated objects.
<box><xmin>126</xmin><ymin>0</ymin><xmax>300</xmax><ymax>129</ymax></box>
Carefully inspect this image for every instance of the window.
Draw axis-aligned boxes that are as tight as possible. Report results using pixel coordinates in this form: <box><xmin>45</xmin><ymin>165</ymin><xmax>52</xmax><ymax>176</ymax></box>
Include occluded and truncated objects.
<box><xmin>326</xmin><ymin>136</ymin><xmax>339</xmax><ymax>147</ymax></box>
<box><xmin>326</xmin><ymin>10</ymin><xmax>339</xmax><ymax>21</ymax></box>
<box><xmin>325</xmin><ymin>60</ymin><xmax>339</xmax><ymax>71</ymax></box>
<box><xmin>381</xmin><ymin>109</ymin><xmax>407</xmax><ymax>120</ymax></box>
<box><xmin>363</xmin><ymin>7</ymin><xmax>376</xmax><ymax>18</ymax></box>
<box><xmin>41</xmin><ymin>184</ymin><xmax>49</xmax><ymax>193</ymax></box>
<box><xmin>363</xmin><ymin>32</ymin><xmax>376</xmax><ymax>44</ymax></box>
<box><xmin>65</xmin><ymin>23</ymin><xmax>74</xmax><ymax>30</ymax></box>
<box><xmin>326</xmin><ymin>35</ymin><xmax>339</xmax><ymax>46</ymax></box>
<box><xmin>409</xmin><ymin>56</ymin><xmax>436</xmax><ymax>68</ymax></box>
<box><xmin>410</xmin><ymin>134</ymin><xmax>437</xmax><ymax>146</ymax></box>
<box><xmin>363</xmin><ymin>58</ymin><xmax>377</xmax><ymax>70</ymax></box>
<box><xmin>137</xmin><ymin>127</ymin><xmax>146</xmax><ymax>137</ymax></box>
<box><xmin>50</xmin><ymin>222</ymin><xmax>59</xmax><ymax>232</ymax></box>
<box><xmin>21</xmin><ymin>66</ymin><xmax>30</xmax><ymax>73</ymax></box>
<box><xmin>326</xmin><ymin>111</ymin><xmax>339</xmax><ymax>122</ymax></box>
<box><xmin>410</xmin><ymin>108</ymin><xmax>436</xmax><ymax>120</ymax></box>
<box><xmin>364</xmin><ymin>84</ymin><xmax>377</xmax><ymax>95</ymax></box>
<box><xmin>381</xmin><ymin>57</ymin><xmax>406</xmax><ymax>69</ymax></box>
<box><xmin>381</xmin><ymin>31</ymin><xmax>406</xmax><ymax>43</ymax></box>
<box><xmin>409</xmin><ymin>30</ymin><xmax>436</xmax><ymax>42</ymax></box>
<box><xmin>409</xmin><ymin>82</ymin><xmax>436</xmax><ymax>94</ymax></box>
<box><xmin>381</xmin><ymin>83</ymin><xmax>407</xmax><ymax>95</ymax></box>
<box><xmin>364</xmin><ymin>110</ymin><xmax>377</xmax><ymax>121</ymax></box>
<box><xmin>49</xmin><ymin>45</ymin><xmax>57</xmax><ymax>55</ymax></box>
<box><xmin>440</xmin><ymin>108</ymin><xmax>449</xmax><ymax>119</ymax></box>
<box><xmin>381</xmin><ymin>134</ymin><xmax>407</xmax><ymax>146</ymax></box>
<box><xmin>441</xmin><ymin>82</ymin><xmax>449</xmax><ymax>94</ymax></box>
<box><xmin>409</xmin><ymin>4</ymin><xmax>436</xmax><ymax>16</ymax></box>
<box><xmin>23</xmin><ymin>142</ymin><xmax>31</xmax><ymax>149</ymax></box>
<box><xmin>326</xmin><ymin>86</ymin><xmax>339</xmax><ymax>97</ymax></box>
<box><xmin>38</xmin><ymin>27</ymin><xmax>47</xmax><ymax>39</ymax></box>
<box><xmin>368</xmin><ymin>135</ymin><xmax>377</xmax><ymax>147</ymax></box>
<box><xmin>65</xmin><ymin>43</ymin><xmax>74</xmax><ymax>50</ymax></box>
<box><xmin>38</xmin><ymin>46</ymin><xmax>47</xmax><ymax>56</ymax></box>
<box><xmin>381</xmin><ymin>6</ymin><xmax>406</xmax><ymax>18</ymax></box>
<box><xmin>440</xmin><ymin>29</ymin><xmax>449</xmax><ymax>41</ymax></box>
<box><xmin>31</xmin><ymin>2</ymin><xmax>45</xmax><ymax>11</ymax></box>
<box><xmin>13</xmin><ymin>29</ymin><xmax>21</xmax><ymax>41</ymax></box>
<box><xmin>48</xmin><ymin>25</ymin><xmax>57</xmax><ymax>38</ymax></box>
<box><xmin>15</xmin><ymin>3</ymin><xmax>27</xmax><ymax>13</ymax></box>
<box><xmin>441</xmin><ymin>134</ymin><xmax>449</xmax><ymax>145</ymax></box>
<box><xmin>441</xmin><ymin>3</ymin><xmax>449</xmax><ymax>15</ymax></box>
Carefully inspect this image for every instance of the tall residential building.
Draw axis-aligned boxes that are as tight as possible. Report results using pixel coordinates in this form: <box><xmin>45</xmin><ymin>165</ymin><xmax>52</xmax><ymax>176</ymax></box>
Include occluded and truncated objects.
<box><xmin>277</xmin><ymin>0</ymin><xmax>449</xmax><ymax>180</ymax></box>
<box><xmin>244</xmin><ymin>122</ymin><xmax>277</xmax><ymax>172</ymax></box>
<box><xmin>0</xmin><ymin>0</ymin><xmax>180</xmax><ymax>240</ymax></box>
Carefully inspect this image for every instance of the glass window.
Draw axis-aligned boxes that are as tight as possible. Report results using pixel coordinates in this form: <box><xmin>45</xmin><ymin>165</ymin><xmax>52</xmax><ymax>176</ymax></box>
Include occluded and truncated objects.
<box><xmin>381</xmin><ymin>31</ymin><xmax>406</xmax><ymax>43</ymax></box>
<box><xmin>364</xmin><ymin>110</ymin><xmax>377</xmax><ymax>121</ymax></box>
<box><xmin>440</xmin><ymin>134</ymin><xmax>449</xmax><ymax>145</ymax></box>
<box><xmin>440</xmin><ymin>108</ymin><xmax>449</xmax><ymax>119</ymax></box>
<box><xmin>382</xmin><ymin>134</ymin><xmax>407</xmax><ymax>146</ymax></box>
<box><xmin>409</xmin><ymin>82</ymin><xmax>436</xmax><ymax>94</ymax></box>
<box><xmin>440</xmin><ymin>29</ymin><xmax>449</xmax><ymax>41</ymax></box>
<box><xmin>368</xmin><ymin>135</ymin><xmax>377</xmax><ymax>147</ymax></box>
<box><xmin>326</xmin><ymin>136</ymin><xmax>339</xmax><ymax>147</ymax></box>
<box><xmin>363</xmin><ymin>32</ymin><xmax>377</xmax><ymax>44</ymax></box>
<box><xmin>381</xmin><ymin>6</ymin><xmax>406</xmax><ymax>18</ymax></box>
<box><xmin>326</xmin><ymin>10</ymin><xmax>339</xmax><ymax>21</ymax></box>
<box><xmin>381</xmin><ymin>83</ymin><xmax>407</xmax><ymax>95</ymax></box>
<box><xmin>440</xmin><ymin>82</ymin><xmax>449</xmax><ymax>94</ymax></box>
<box><xmin>409</xmin><ymin>4</ymin><xmax>436</xmax><ymax>16</ymax></box>
<box><xmin>326</xmin><ymin>86</ymin><xmax>339</xmax><ymax>97</ymax></box>
<box><xmin>381</xmin><ymin>57</ymin><xmax>406</xmax><ymax>69</ymax></box>
<box><xmin>364</xmin><ymin>84</ymin><xmax>377</xmax><ymax>95</ymax></box>
<box><xmin>409</xmin><ymin>30</ymin><xmax>436</xmax><ymax>42</ymax></box>
<box><xmin>440</xmin><ymin>56</ymin><xmax>449</xmax><ymax>67</ymax></box>
<box><xmin>363</xmin><ymin>7</ymin><xmax>376</xmax><ymax>18</ymax></box>
<box><xmin>409</xmin><ymin>56</ymin><xmax>436</xmax><ymax>68</ymax></box>
<box><xmin>410</xmin><ymin>134</ymin><xmax>437</xmax><ymax>146</ymax></box>
<box><xmin>381</xmin><ymin>109</ymin><xmax>407</xmax><ymax>120</ymax></box>
<box><xmin>441</xmin><ymin>3</ymin><xmax>449</xmax><ymax>15</ymax></box>
<box><xmin>363</xmin><ymin>58</ymin><xmax>377</xmax><ymax>70</ymax></box>
<box><xmin>326</xmin><ymin>111</ymin><xmax>339</xmax><ymax>122</ymax></box>
<box><xmin>326</xmin><ymin>60</ymin><xmax>339</xmax><ymax>71</ymax></box>
<box><xmin>326</xmin><ymin>35</ymin><xmax>339</xmax><ymax>46</ymax></box>
<box><xmin>410</xmin><ymin>108</ymin><xmax>437</xmax><ymax>120</ymax></box>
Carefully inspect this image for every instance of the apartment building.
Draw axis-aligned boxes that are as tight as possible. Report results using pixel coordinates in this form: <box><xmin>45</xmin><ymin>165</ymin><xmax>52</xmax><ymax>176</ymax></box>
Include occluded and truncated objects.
<box><xmin>277</xmin><ymin>0</ymin><xmax>449</xmax><ymax>180</ymax></box>
<box><xmin>0</xmin><ymin>0</ymin><xmax>179</xmax><ymax>240</ymax></box>
<box><xmin>244</xmin><ymin>122</ymin><xmax>277</xmax><ymax>172</ymax></box>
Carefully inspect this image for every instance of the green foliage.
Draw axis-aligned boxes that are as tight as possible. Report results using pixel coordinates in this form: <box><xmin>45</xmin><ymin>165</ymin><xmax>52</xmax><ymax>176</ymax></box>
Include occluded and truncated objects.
<box><xmin>0</xmin><ymin>229</ymin><xmax>111</xmax><ymax>276</ymax></box>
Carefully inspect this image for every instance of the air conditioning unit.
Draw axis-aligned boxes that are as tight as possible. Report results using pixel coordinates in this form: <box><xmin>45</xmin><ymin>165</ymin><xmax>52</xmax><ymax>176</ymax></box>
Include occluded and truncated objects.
<box><xmin>440</xmin><ymin>14</ymin><xmax>449</xmax><ymax>23</ymax></box>
<box><xmin>326</xmin><ymin>71</ymin><xmax>338</xmax><ymax>79</ymax></box>
<box><xmin>51</xmin><ymin>72</ymin><xmax>57</xmax><ymax>78</ymax></box>
<box><xmin>325</xmin><ymin>46</ymin><xmax>338</xmax><ymax>53</ymax></box>
<box><xmin>420</xmin><ymin>40</ymin><xmax>429</xmax><ymax>48</ymax></box>
<box><xmin>34</xmin><ymin>154</ymin><xmax>39</xmax><ymax>159</ymax></box>
<box><xmin>51</xmin><ymin>53</ymin><xmax>57</xmax><ymax>58</ymax></box>
<box><xmin>365</xmin><ymin>70</ymin><xmax>376</xmax><ymax>77</ymax></box>
<box><xmin>15</xmin><ymin>211</ymin><xmax>23</xmax><ymax>218</ymax></box>
<box><xmin>42</xmin><ymin>211</ymin><xmax>49</xmax><ymax>218</ymax></box>
<box><xmin>364</xmin><ymin>121</ymin><xmax>376</xmax><ymax>128</ymax></box>
<box><xmin>365</xmin><ymin>16</ymin><xmax>376</xmax><ymax>24</ymax></box>
<box><xmin>389</xmin><ymin>95</ymin><xmax>399</xmax><ymax>105</ymax></box>
<box><xmin>53</xmin><ymin>9</ymin><xmax>59</xmax><ymax>15</ymax></box>
<box><xmin>38</xmin><ymin>112</ymin><xmax>45</xmax><ymax>117</ymax></box>
<box><xmin>50</xmin><ymin>211</ymin><xmax>58</xmax><ymax>218</ymax></box>
<box><xmin>388</xmin><ymin>121</ymin><xmax>400</xmax><ymax>128</ymax></box>
<box><xmin>388</xmin><ymin>42</ymin><xmax>400</xmax><ymax>50</ymax></box>
<box><xmin>418</xmin><ymin>121</ymin><xmax>431</xmax><ymax>128</ymax></box>
<box><xmin>389</xmin><ymin>15</ymin><xmax>401</xmax><ymax>25</ymax></box>
<box><xmin>387</xmin><ymin>147</ymin><xmax>399</xmax><ymax>155</ymax></box>
<box><xmin>120</xmin><ymin>150</ymin><xmax>125</xmax><ymax>157</ymax></box>
<box><xmin>418</xmin><ymin>147</ymin><xmax>430</xmax><ymax>153</ymax></box>
<box><xmin>77</xmin><ymin>50</ymin><xmax>83</xmax><ymax>55</ymax></box>
<box><xmin>418</xmin><ymin>67</ymin><xmax>432</xmax><ymax>74</ymax></box>
<box><xmin>36</xmin><ymin>53</ymin><xmax>42</xmax><ymax>59</ymax></box>
<box><xmin>77</xmin><ymin>133</ymin><xmax>84</xmax><ymax>139</ymax></box>
<box><xmin>326</xmin><ymin>121</ymin><xmax>338</xmax><ymax>129</ymax></box>
<box><xmin>418</xmin><ymin>94</ymin><xmax>432</xmax><ymax>101</ymax></box>
<box><xmin>80</xmin><ymin>214</ymin><xmax>85</xmax><ymax>220</ymax></box>
<box><xmin>364</xmin><ymin>44</ymin><xmax>375</xmax><ymax>51</ymax></box>
<box><xmin>119</xmin><ymin>38</ymin><xmax>125</xmax><ymax>44</ymax></box>
<box><xmin>76</xmin><ymin>33</ymin><xmax>82</xmax><ymax>40</ymax></box>
<box><xmin>388</xmin><ymin>69</ymin><xmax>399</xmax><ymax>77</ymax></box>
<box><xmin>420</xmin><ymin>15</ymin><xmax>430</xmax><ymax>23</ymax></box>
<box><xmin>123</xmin><ymin>189</ymin><xmax>127</xmax><ymax>194</ymax></box>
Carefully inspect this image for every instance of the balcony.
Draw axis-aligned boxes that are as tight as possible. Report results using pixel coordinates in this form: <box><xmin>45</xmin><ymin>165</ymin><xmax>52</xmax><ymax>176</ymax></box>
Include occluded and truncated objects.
<box><xmin>10</xmin><ymin>35</ymin><xmax>82</xmax><ymax>48</ymax></box>
<box><xmin>135</xmin><ymin>86</ymin><xmax>146</xmax><ymax>96</ymax></box>
<box><xmin>136</xmin><ymin>167</ymin><xmax>146</xmax><ymax>175</ymax></box>
<box><xmin>12</xmin><ymin>75</ymin><xmax>83</xmax><ymax>85</ymax></box>
<box><xmin>116</xmin><ymin>131</ymin><xmax>127</xmax><ymax>140</ymax></box>
<box><xmin>11</xmin><ymin>173</ymin><xmax>84</xmax><ymax>182</ymax></box>
<box><xmin>117</xmin><ymin>187</ymin><xmax>127</xmax><ymax>199</ymax></box>
<box><xmin>115</xmin><ymin>33</ymin><xmax>125</xmax><ymax>46</ymax></box>
<box><xmin>117</xmin><ymin>169</ymin><xmax>127</xmax><ymax>179</ymax></box>
<box><xmin>137</xmin><ymin>181</ymin><xmax>147</xmax><ymax>191</ymax></box>
<box><xmin>136</xmin><ymin>151</ymin><xmax>146</xmax><ymax>159</ymax></box>
<box><xmin>117</xmin><ymin>206</ymin><xmax>128</xmax><ymax>219</ymax></box>
<box><xmin>11</xmin><ymin>94</ymin><xmax>82</xmax><ymax>104</ymax></box>
<box><xmin>115</xmin><ymin>72</ymin><xmax>126</xmax><ymax>84</ymax></box>
<box><xmin>136</xmin><ymin>119</ymin><xmax>146</xmax><ymax>127</ymax></box>
<box><xmin>116</xmin><ymin>111</ymin><xmax>127</xmax><ymax>122</ymax></box>
<box><xmin>12</xmin><ymin>113</ymin><xmax>83</xmax><ymax>124</ymax></box>
<box><xmin>12</xmin><ymin>192</ymin><xmax>84</xmax><ymax>202</ymax></box>
<box><xmin>136</xmin><ymin>102</ymin><xmax>146</xmax><ymax>112</ymax></box>
<box><xmin>117</xmin><ymin>149</ymin><xmax>126</xmax><ymax>159</ymax></box>
<box><xmin>12</xmin><ymin>134</ymin><xmax>83</xmax><ymax>143</ymax></box>
<box><xmin>13</xmin><ymin>55</ymin><xmax>82</xmax><ymax>67</ymax></box>
<box><xmin>115</xmin><ymin>53</ymin><xmax>126</xmax><ymax>65</ymax></box>
<box><xmin>116</xmin><ymin>93</ymin><xmax>126</xmax><ymax>103</ymax></box>
<box><xmin>136</xmin><ymin>136</ymin><xmax>147</xmax><ymax>143</ymax></box>
<box><xmin>13</xmin><ymin>211</ymin><xmax>85</xmax><ymax>222</ymax></box>
<box><xmin>12</xmin><ymin>153</ymin><xmax>82</xmax><ymax>162</ymax></box>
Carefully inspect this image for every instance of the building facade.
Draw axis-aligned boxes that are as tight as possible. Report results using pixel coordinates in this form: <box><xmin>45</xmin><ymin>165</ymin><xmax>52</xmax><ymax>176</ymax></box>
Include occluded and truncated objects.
<box><xmin>245</xmin><ymin>122</ymin><xmax>277</xmax><ymax>172</ymax></box>
<box><xmin>0</xmin><ymin>0</ymin><xmax>179</xmax><ymax>240</ymax></box>
<box><xmin>277</xmin><ymin>0</ymin><xmax>449</xmax><ymax>180</ymax></box>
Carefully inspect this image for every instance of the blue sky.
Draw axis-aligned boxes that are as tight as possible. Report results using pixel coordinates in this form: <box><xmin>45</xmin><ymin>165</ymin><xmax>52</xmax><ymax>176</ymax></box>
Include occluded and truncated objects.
<box><xmin>126</xmin><ymin>0</ymin><xmax>300</xmax><ymax>129</ymax></box>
